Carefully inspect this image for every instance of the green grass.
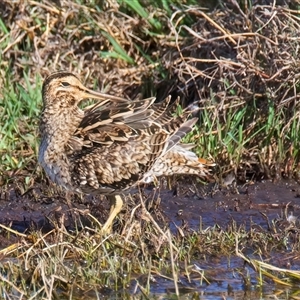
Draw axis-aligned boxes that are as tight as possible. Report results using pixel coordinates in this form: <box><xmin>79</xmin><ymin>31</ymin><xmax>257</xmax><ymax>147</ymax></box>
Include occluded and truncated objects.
<box><xmin>1</xmin><ymin>0</ymin><xmax>300</xmax><ymax>298</ymax></box>
<box><xmin>0</xmin><ymin>72</ymin><xmax>41</xmax><ymax>173</ymax></box>
<box><xmin>184</xmin><ymin>93</ymin><xmax>300</xmax><ymax>179</ymax></box>
<box><xmin>0</xmin><ymin>0</ymin><xmax>297</xmax><ymax>178</ymax></box>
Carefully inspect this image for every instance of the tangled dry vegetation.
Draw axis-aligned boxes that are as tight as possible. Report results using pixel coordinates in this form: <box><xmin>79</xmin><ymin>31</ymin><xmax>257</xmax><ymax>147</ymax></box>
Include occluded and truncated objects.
<box><xmin>172</xmin><ymin>3</ymin><xmax>300</xmax><ymax>180</ymax></box>
<box><xmin>0</xmin><ymin>0</ymin><xmax>300</xmax><ymax>180</ymax></box>
<box><xmin>1</xmin><ymin>191</ymin><xmax>300</xmax><ymax>298</ymax></box>
<box><xmin>1</xmin><ymin>0</ymin><xmax>300</xmax><ymax>298</ymax></box>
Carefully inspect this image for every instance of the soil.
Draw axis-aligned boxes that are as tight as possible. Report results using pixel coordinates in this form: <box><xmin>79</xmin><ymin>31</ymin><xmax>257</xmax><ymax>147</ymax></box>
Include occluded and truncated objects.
<box><xmin>1</xmin><ymin>177</ymin><xmax>300</xmax><ymax>299</ymax></box>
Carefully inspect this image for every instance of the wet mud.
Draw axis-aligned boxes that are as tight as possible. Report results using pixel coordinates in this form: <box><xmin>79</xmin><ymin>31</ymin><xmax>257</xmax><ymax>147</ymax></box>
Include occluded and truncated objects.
<box><xmin>162</xmin><ymin>179</ymin><xmax>300</xmax><ymax>231</ymax></box>
<box><xmin>1</xmin><ymin>178</ymin><xmax>300</xmax><ymax>299</ymax></box>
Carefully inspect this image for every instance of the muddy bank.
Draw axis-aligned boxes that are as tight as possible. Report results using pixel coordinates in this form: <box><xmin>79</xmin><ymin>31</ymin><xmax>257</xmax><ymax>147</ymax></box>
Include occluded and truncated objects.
<box><xmin>0</xmin><ymin>178</ymin><xmax>299</xmax><ymax>248</ymax></box>
<box><xmin>162</xmin><ymin>179</ymin><xmax>299</xmax><ymax>231</ymax></box>
<box><xmin>1</xmin><ymin>178</ymin><xmax>300</xmax><ymax>299</ymax></box>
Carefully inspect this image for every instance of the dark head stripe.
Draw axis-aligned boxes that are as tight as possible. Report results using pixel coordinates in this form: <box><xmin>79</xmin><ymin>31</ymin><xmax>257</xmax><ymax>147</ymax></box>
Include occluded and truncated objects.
<box><xmin>42</xmin><ymin>71</ymin><xmax>80</xmax><ymax>94</ymax></box>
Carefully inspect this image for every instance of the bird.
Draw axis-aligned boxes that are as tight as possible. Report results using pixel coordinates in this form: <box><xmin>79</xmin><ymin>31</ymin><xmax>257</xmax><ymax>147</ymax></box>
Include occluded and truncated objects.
<box><xmin>38</xmin><ymin>71</ymin><xmax>214</xmax><ymax>233</ymax></box>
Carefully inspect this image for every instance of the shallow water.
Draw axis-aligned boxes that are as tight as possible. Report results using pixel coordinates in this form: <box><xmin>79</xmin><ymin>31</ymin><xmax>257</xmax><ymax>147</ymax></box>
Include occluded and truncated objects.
<box><xmin>1</xmin><ymin>178</ymin><xmax>300</xmax><ymax>299</ymax></box>
<box><xmin>161</xmin><ymin>179</ymin><xmax>298</xmax><ymax>230</ymax></box>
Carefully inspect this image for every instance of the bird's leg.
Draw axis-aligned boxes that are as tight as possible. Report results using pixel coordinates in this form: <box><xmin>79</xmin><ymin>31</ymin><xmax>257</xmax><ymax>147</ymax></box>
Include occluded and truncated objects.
<box><xmin>101</xmin><ymin>194</ymin><xmax>123</xmax><ymax>234</ymax></box>
<box><xmin>65</xmin><ymin>190</ymin><xmax>76</xmax><ymax>224</ymax></box>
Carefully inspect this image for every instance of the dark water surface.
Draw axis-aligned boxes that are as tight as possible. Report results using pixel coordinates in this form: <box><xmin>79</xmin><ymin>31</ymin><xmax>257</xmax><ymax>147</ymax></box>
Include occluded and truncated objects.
<box><xmin>1</xmin><ymin>178</ymin><xmax>300</xmax><ymax>299</ymax></box>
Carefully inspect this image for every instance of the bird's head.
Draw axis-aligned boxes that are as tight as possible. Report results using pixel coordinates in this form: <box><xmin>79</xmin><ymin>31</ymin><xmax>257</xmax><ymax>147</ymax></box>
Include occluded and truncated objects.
<box><xmin>42</xmin><ymin>71</ymin><xmax>126</xmax><ymax>110</ymax></box>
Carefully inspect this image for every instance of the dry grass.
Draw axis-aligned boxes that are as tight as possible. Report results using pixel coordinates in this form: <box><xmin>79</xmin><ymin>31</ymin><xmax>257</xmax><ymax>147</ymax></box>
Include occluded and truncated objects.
<box><xmin>1</xmin><ymin>0</ymin><xmax>300</xmax><ymax>297</ymax></box>
<box><xmin>1</xmin><ymin>197</ymin><xmax>300</xmax><ymax>298</ymax></box>
<box><xmin>163</xmin><ymin>4</ymin><xmax>300</xmax><ymax>179</ymax></box>
<box><xmin>1</xmin><ymin>1</ymin><xmax>300</xmax><ymax>179</ymax></box>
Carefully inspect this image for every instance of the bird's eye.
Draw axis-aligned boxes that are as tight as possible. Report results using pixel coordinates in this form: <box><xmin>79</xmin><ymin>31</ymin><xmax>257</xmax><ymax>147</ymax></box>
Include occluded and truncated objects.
<box><xmin>61</xmin><ymin>82</ymin><xmax>70</xmax><ymax>87</ymax></box>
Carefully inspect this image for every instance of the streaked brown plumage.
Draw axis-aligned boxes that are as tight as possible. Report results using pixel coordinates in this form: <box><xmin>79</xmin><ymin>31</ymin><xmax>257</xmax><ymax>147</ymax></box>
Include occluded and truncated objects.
<box><xmin>39</xmin><ymin>71</ymin><xmax>214</xmax><ymax>232</ymax></box>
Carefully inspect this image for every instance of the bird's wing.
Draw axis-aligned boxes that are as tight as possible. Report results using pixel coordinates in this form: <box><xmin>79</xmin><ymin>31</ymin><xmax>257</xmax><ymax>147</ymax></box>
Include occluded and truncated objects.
<box><xmin>68</xmin><ymin>97</ymin><xmax>187</xmax><ymax>193</ymax></box>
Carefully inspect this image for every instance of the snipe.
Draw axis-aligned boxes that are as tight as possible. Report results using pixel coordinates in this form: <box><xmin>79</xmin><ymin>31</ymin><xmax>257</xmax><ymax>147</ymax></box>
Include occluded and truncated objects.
<box><xmin>39</xmin><ymin>71</ymin><xmax>214</xmax><ymax>232</ymax></box>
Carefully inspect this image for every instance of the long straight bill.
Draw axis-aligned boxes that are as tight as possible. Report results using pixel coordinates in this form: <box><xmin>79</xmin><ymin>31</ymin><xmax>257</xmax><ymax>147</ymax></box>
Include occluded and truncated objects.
<box><xmin>83</xmin><ymin>88</ymin><xmax>129</xmax><ymax>102</ymax></box>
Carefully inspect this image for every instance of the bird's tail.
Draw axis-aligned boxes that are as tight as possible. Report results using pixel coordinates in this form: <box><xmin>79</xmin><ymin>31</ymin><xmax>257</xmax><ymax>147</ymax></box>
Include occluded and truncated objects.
<box><xmin>140</xmin><ymin>144</ymin><xmax>215</xmax><ymax>184</ymax></box>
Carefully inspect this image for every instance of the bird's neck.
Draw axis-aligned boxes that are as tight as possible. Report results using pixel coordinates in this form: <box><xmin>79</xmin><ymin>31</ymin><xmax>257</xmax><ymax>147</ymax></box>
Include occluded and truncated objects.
<box><xmin>40</xmin><ymin>106</ymin><xmax>83</xmax><ymax>145</ymax></box>
<box><xmin>38</xmin><ymin>106</ymin><xmax>83</xmax><ymax>189</ymax></box>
